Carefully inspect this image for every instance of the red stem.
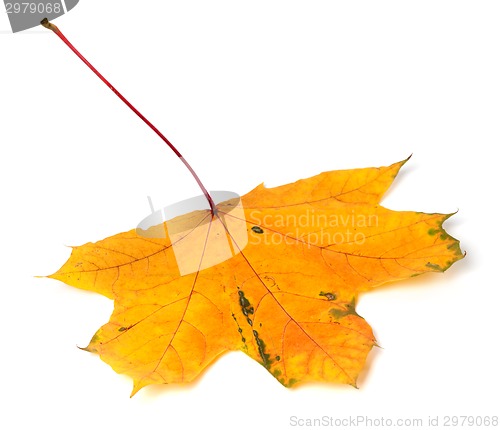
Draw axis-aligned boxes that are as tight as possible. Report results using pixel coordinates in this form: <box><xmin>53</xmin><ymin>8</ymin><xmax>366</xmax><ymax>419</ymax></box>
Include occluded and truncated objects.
<box><xmin>40</xmin><ymin>18</ymin><xmax>217</xmax><ymax>215</ymax></box>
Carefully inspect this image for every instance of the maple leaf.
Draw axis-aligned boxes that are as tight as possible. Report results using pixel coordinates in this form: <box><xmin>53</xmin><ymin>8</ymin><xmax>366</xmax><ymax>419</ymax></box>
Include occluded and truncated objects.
<box><xmin>40</xmin><ymin>18</ymin><xmax>463</xmax><ymax>396</ymax></box>
<box><xmin>49</xmin><ymin>158</ymin><xmax>463</xmax><ymax>396</ymax></box>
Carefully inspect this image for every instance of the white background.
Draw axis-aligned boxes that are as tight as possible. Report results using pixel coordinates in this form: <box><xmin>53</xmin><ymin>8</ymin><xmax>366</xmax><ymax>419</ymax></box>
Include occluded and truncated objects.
<box><xmin>1</xmin><ymin>1</ymin><xmax>499</xmax><ymax>429</ymax></box>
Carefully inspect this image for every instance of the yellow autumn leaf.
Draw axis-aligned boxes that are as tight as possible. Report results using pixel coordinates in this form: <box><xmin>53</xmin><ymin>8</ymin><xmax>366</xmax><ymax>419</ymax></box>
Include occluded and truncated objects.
<box><xmin>49</xmin><ymin>158</ymin><xmax>463</xmax><ymax>396</ymax></box>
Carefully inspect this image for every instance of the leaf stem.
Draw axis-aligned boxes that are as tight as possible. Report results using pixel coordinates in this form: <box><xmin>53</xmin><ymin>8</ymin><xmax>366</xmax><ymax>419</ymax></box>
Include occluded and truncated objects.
<box><xmin>40</xmin><ymin>18</ymin><xmax>217</xmax><ymax>216</ymax></box>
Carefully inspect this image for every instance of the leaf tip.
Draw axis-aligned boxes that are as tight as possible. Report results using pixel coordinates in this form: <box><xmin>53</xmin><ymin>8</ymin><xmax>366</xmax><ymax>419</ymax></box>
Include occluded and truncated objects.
<box><xmin>441</xmin><ymin>209</ymin><xmax>460</xmax><ymax>221</ymax></box>
<box><xmin>392</xmin><ymin>155</ymin><xmax>412</xmax><ymax>175</ymax></box>
<box><xmin>130</xmin><ymin>379</ymin><xmax>148</xmax><ymax>397</ymax></box>
<box><xmin>77</xmin><ymin>344</ymin><xmax>95</xmax><ymax>353</ymax></box>
<box><xmin>402</xmin><ymin>153</ymin><xmax>413</xmax><ymax>164</ymax></box>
